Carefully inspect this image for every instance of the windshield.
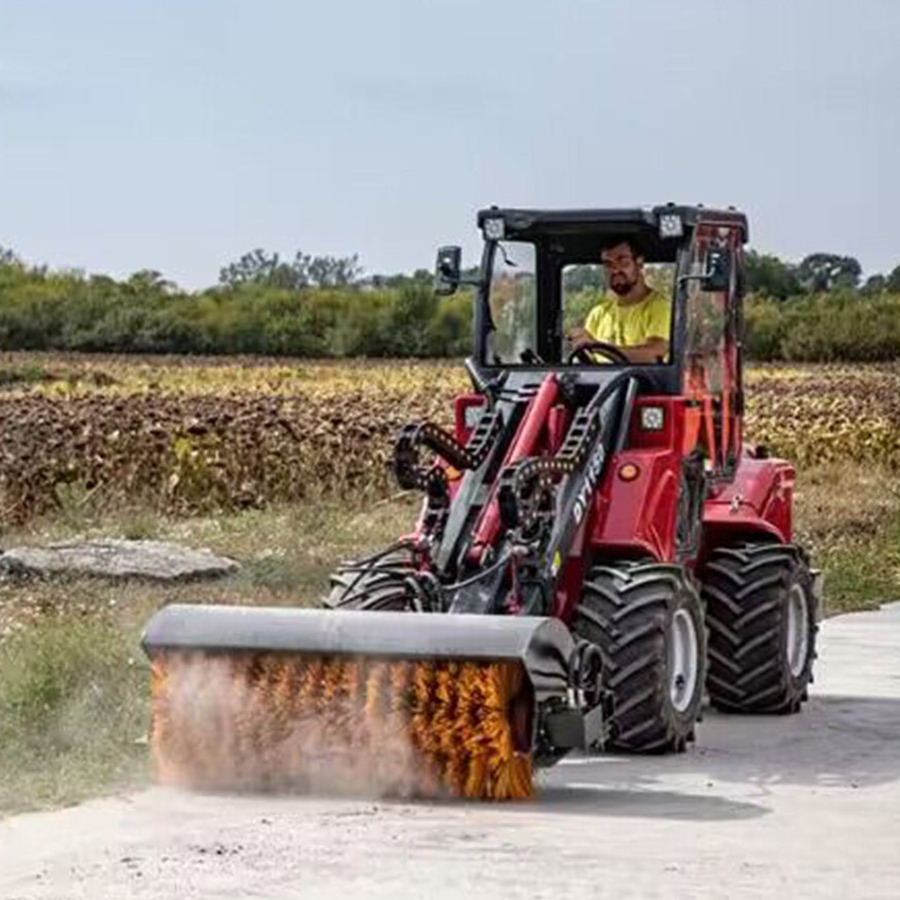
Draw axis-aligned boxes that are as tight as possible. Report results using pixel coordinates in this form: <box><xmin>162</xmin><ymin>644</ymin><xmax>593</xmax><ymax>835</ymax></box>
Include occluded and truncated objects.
<box><xmin>563</xmin><ymin>261</ymin><xmax>675</xmax><ymax>362</ymax></box>
<box><xmin>484</xmin><ymin>237</ymin><xmax>675</xmax><ymax>366</ymax></box>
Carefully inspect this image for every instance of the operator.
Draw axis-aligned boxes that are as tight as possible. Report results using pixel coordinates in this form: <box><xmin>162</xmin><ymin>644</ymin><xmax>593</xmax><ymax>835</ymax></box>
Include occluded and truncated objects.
<box><xmin>567</xmin><ymin>238</ymin><xmax>671</xmax><ymax>364</ymax></box>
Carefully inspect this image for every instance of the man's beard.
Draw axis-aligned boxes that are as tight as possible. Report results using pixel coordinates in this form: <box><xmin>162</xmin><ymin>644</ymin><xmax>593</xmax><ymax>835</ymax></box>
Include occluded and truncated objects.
<box><xmin>609</xmin><ymin>274</ymin><xmax>636</xmax><ymax>296</ymax></box>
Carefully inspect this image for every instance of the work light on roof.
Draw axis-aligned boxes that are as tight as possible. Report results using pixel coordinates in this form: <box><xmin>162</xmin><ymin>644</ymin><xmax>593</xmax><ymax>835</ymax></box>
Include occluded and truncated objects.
<box><xmin>483</xmin><ymin>217</ymin><xmax>505</xmax><ymax>240</ymax></box>
<box><xmin>659</xmin><ymin>213</ymin><xmax>683</xmax><ymax>239</ymax></box>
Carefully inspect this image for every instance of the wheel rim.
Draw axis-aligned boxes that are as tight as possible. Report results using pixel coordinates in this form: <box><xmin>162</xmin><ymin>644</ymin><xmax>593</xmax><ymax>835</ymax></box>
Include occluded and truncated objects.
<box><xmin>668</xmin><ymin>608</ymin><xmax>700</xmax><ymax>713</ymax></box>
<box><xmin>786</xmin><ymin>584</ymin><xmax>810</xmax><ymax>677</ymax></box>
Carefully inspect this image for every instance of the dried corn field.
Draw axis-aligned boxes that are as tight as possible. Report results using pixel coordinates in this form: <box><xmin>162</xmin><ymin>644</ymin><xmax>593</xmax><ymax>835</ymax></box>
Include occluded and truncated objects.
<box><xmin>0</xmin><ymin>354</ymin><xmax>466</xmax><ymax>525</ymax></box>
<box><xmin>745</xmin><ymin>365</ymin><xmax>900</xmax><ymax>468</ymax></box>
<box><xmin>0</xmin><ymin>352</ymin><xmax>898</xmax><ymax>526</ymax></box>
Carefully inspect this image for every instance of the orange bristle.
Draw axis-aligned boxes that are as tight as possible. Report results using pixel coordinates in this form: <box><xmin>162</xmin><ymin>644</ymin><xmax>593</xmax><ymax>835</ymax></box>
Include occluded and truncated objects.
<box><xmin>149</xmin><ymin>653</ymin><xmax>533</xmax><ymax>800</ymax></box>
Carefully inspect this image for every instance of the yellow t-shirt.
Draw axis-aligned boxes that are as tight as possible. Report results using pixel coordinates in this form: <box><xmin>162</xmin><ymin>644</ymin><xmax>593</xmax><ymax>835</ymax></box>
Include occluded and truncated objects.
<box><xmin>584</xmin><ymin>290</ymin><xmax>671</xmax><ymax>348</ymax></box>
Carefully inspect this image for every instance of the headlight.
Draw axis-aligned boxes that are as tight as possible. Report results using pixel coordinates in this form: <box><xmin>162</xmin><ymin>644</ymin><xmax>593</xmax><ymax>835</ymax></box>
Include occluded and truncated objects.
<box><xmin>464</xmin><ymin>404</ymin><xmax>483</xmax><ymax>429</ymax></box>
<box><xmin>640</xmin><ymin>406</ymin><xmax>665</xmax><ymax>431</ymax></box>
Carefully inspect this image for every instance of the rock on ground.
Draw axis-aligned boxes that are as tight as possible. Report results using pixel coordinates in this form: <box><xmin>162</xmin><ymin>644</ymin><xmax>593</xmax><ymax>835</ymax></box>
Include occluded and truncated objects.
<box><xmin>0</xmin><ymin>539</ymin><xmax>239</xmax><ymax>582</ymax></box>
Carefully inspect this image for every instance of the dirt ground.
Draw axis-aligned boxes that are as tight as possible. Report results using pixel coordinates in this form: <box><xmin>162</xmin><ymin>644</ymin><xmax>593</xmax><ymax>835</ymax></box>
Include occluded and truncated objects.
<box><xmin>1</xmin><ymin>605</ymin><xmax>899</xmax><ymax>900</ymax></box>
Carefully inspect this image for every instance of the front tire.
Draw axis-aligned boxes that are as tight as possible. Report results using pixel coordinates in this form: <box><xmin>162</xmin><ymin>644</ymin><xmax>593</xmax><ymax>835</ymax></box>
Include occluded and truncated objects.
<box><xmin>700</xmin><ymin>542</ymin><xmax>818</xmax><ymax>714</ymax></box>
<box><xmin>323</xmin><ymin>549</ymin><xmax>419</xmax><ymax>610</ymax></box>
<box><xmin>573</xmin><ymin>562</ymin><xmax>707</xmax><ymax>753</ymax></box>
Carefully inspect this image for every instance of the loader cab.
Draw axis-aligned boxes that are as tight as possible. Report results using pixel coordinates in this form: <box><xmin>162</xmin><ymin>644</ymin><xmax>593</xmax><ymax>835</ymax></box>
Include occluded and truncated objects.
<box><xmin>434</xmin><ymin>204</ymin><xmax>749</xmax><ymax>478</ymax></box>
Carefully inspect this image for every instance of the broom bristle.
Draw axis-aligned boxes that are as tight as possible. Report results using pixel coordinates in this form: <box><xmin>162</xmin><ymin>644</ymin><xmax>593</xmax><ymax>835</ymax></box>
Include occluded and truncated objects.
<box><xmin>150</xmin><ymin>653</ymin><xmax>533</xmax><ymax>801</ymax></box>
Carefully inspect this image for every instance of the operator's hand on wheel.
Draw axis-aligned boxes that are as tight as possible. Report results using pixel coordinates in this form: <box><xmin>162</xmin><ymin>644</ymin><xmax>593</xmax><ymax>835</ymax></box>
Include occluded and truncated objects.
<box><xmin>566</xmin><ymin>327</ymin><xmax>594</xmax><ymax>350</ymax></box>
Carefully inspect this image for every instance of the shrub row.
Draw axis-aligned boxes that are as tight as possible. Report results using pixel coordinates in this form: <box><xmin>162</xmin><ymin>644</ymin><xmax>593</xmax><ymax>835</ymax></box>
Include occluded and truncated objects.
<box><xmin>0</xmin><ymin>266</ymin><xmax>472</xmax><ymax>359</ymax></box>
<box><xmin>744</xmin><ymin>292</ymin><xmax>900</xmax><ymax>362</ymax></box>
<box><xmin>1</xmin><ymin>262</ymin><xmax>898</xmax><ymax>361</ymax></box>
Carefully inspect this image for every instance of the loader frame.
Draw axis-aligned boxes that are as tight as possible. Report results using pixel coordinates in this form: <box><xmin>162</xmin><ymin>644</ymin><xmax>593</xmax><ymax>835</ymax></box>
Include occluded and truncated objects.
<box><xmin>142</xmin><ymin>204</ymin><xmax>819</xmax><ymax>795</ymax></box>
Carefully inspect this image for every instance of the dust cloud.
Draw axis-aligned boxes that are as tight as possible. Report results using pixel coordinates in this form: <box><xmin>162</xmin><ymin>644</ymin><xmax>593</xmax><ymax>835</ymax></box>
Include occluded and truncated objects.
<box><xmin>151</xmin><ymin>653</ymin><xmax>445</xmax><ymax>800</ymax></box>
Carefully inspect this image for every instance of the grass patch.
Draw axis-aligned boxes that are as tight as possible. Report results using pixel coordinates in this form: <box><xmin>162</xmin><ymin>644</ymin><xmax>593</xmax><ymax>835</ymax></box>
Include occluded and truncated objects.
<box><xmin>0</xmin><ymin>494</ymin><xmax>416</xmax><ymax>817</ymax></box>
<box><xmin>794</xmin><ymin>462</ymin><xmax>900</xmax><ymax>613</ymax></box>
<box><xmin>0</xmin><ymin>617</ymin><xmax>149</xmax><ymax>816</ymax></box>
<box><xmin>0</xmin><ymin>362</ymin><xmax>52</xmax><ymax>388</ymax></box>
<box><xmin>822</xmin><ymin>539</ymin><xmax>900</xmax><ymax>613</ymax></box>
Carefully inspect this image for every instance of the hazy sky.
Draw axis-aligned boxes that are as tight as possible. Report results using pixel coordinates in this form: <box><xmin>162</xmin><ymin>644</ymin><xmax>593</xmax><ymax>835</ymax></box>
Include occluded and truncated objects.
<box><xmin>1</xmin><ymin>0</ymin><xmax>898</xmax><ymax>288</ymax></box>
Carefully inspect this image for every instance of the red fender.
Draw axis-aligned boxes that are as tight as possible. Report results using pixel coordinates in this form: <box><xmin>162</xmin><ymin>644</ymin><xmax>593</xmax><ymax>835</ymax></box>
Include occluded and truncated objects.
<box><xmin>703</xmin><ymin>455</ymin><xmax>795</xmax><ymax>546</ymax></box>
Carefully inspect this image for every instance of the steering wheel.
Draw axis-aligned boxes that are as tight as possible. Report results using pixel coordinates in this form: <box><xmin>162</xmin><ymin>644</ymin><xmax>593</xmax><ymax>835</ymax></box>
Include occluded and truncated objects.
<box><xmin>567</xmin><ymin>341</ymin><xmax>631</xmax><ymax>366</ymax></box>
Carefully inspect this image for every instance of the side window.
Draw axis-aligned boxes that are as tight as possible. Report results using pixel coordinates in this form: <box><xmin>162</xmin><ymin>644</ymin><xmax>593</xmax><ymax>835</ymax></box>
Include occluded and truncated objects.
<box><xmin>683</xmin><ymin>223</ymin><xmax>742</xmax><ymax>473</ymax></box>
<box><xmin>683</xmin><ymin>227</ymin><xmax>733</xmax><ymax>396</ymax></box>
<box><xmin>487</xmin><ymin>241</ymin><xmax>537</xmax><ymax>364</ymax></box>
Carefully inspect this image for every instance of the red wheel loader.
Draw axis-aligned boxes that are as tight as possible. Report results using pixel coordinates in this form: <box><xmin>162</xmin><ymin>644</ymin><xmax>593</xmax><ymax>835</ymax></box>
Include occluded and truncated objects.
<box><xmin>143</xmin><ymin>205</ymin><xmax>821</xmax><ymax>800</ymax></box>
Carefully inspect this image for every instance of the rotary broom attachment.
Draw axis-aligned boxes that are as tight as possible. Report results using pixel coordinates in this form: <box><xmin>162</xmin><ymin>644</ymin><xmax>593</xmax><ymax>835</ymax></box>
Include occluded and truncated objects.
<box><xmin>143</xmin><ymin>605</ymin><xmax>585</xmax><ymax>801</ymax></box>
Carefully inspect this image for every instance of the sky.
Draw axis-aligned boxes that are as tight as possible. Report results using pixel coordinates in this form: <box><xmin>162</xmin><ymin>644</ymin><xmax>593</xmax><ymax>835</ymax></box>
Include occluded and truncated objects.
<box><xmin>1</xmin><ymin>0</ymin><xmax>898</xmax><ymax>288</ymax></box>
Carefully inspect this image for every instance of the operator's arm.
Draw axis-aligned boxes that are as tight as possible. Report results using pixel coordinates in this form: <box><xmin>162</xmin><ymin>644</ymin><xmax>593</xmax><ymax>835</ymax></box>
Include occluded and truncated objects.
<box><xmin>621</xmin><ymin>337</ymin><xmax>669</xmax><ymax>364</ymax></box>
<box><xmin>623</xmin><ymin>295</ymin><xmax>670</xmax><ymax>363</ymax></box>
<box><xmin>567</xmin><ymin>326</ymin><xmax>594</xmax><ymax>349</ymax></box>
<box><xmin>567</xmin><ymin>303</ymin><xmax>605</xmax><ymax>349</ymax></box>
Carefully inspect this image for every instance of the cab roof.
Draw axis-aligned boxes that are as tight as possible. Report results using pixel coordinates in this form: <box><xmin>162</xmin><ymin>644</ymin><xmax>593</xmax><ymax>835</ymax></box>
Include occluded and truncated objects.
<box><xmin>476</xmin><ymin>204</ymin><xmax>749</xmax><ymax>244</ymax></box>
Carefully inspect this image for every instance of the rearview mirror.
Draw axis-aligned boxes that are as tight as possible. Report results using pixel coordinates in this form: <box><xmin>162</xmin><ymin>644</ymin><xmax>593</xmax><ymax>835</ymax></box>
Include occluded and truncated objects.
<box><xmin>434</xmin><ymin>246</ymin><xmax>462</xmax><ymax>296</ymax></box>
<box><xmin>700</xmin><ymin>247</ymin><xmax>732</xmax><ymax>293</ymax></box>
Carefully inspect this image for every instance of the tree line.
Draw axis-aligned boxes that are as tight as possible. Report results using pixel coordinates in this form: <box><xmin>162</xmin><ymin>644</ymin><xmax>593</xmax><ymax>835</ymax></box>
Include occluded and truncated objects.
<box><xmin>0</xmin><ymin>247</ymin><xmax>471</xmax><ymax>358</ymax></box>
<box><xmin>745</xmin><ymin>250</ymin><xmax>900</xmax><ymax>298</ymax></box>
<box><xmin>0</xmin><ymin>245</ymin><xmax>898</xmax><ymax>362</ymax></box>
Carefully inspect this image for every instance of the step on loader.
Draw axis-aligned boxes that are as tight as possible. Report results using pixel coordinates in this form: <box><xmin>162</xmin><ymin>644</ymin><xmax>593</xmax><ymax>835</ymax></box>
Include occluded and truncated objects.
<box><xmin>143</xmin><ymin>205</ymin><xmax>822</xmax><ymax>800</ymax></box>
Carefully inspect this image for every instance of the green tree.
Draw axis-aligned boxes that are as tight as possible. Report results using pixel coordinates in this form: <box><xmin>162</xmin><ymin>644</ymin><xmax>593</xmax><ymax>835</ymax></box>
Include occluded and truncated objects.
<box><xmin>885</xmin><ymin>265</ymin><xmax>900</xmax><ymax>293</ymax></box>
<box><xmin>124</xmin><ymin>270</ymin><xmax>176</xmax><ymax>295</ymax></box>
<box><xmin>563</xmin><ymin>264</ymin><xmax>606</xmax><ymax>293</ymax></box>
<box><xmin>307</xmin><ymin>254</ymin><xmax>363</xmax><ymax>287</ymax></box>
<box><xmin>861</xmin><ymin>274</ymin><xmax>886</xmax><ymax>296</ymax></box>
<box><xmin>744</xmin><ymin>250</ymin><xmax>801</xmax><ymax>299</ymax></box>
<box><xmin>219</xmin><ymin>249</ymin><xmax>311</xmax><ymax>290</ymax></box>
<box><xmin>219</xmin><ymin>249</ymin><xmax>362</xmax><ymax>291</ymax></box>
<box><xmin>0</xmin><ymin>246</ymin><xmax>19</xmax><ymax>267</ymax></box>
<box><xmin>388</xmin><ymin>283</ymin><xmax>440</xmax><ymax>355</ymax></box>
<box><xmin>797</xmin><ymin>253</ymin><xmax>862</xmax><ymax>292</ymax></box>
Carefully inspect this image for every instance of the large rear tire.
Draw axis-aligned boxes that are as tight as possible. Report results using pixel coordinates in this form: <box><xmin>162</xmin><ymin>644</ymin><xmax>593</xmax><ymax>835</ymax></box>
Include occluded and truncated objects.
<box><xmin>573</xmin><ymin>561</ymin><xmax>707</xmax><ymax>754</ymax></box>
<box><xmin>700</xmin><ymin>542</ymin><xmax>818</xmax><ymax>714</ymax></box>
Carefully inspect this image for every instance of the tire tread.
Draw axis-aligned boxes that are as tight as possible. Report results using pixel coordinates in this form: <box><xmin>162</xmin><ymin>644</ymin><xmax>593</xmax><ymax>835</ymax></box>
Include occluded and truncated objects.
<box><xmin>573</xmin><ymin>561</ymin><xmax>706</xmax><ymax>754</ymax></box>
<box><xmin>701</xmin><ymin>541</ymin><xmax>817</xmax><ymax>714</ymax></box>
